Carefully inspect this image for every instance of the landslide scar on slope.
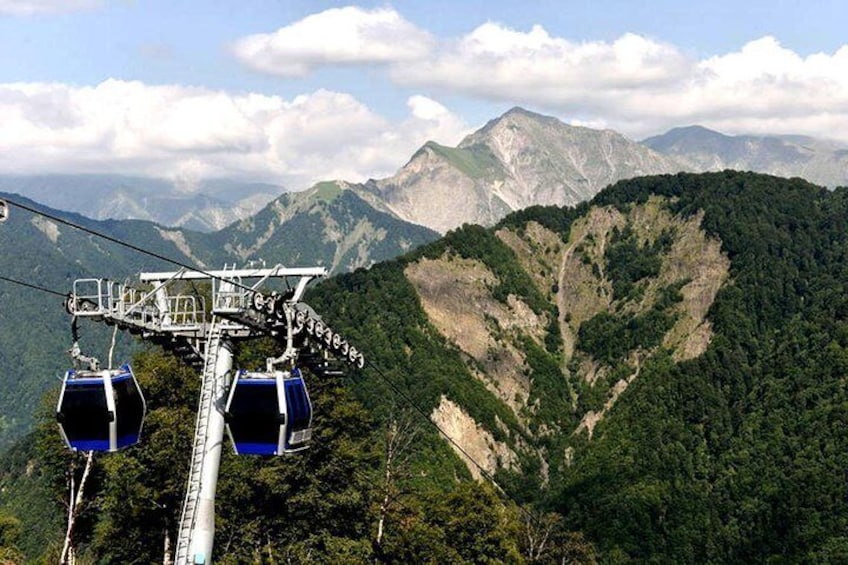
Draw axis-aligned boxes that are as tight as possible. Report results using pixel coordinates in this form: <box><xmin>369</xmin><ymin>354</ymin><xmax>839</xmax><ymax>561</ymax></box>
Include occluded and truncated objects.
<box><xmin>496</xmin><ymin>198</ymin><xmax>731</xmax><ymax>439</ymax></box>
<box><xmin>405</xmin><ymin>256</ymin><xmax>544</xmax><ymax>423</ymax></box>
<box><xmin>430</xmin><ymin>396</ymin><xmax>519</xmax><ymax>481</ymax></box>
<box><xmin>571</xmin><ymin>201</ymin><xmax>730</xmax><ymax>437</ymax></box>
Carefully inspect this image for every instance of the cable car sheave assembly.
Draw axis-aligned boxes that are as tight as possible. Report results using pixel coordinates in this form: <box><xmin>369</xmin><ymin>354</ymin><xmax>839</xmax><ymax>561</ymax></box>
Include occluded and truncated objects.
<box><xmin>58</xmin><ymin>265</ymin><xmax>365</xmax><ymax>565</ymax></box>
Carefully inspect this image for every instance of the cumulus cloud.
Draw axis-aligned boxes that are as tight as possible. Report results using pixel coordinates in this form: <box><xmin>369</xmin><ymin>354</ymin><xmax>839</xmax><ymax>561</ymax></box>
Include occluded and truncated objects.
<box><xmin>234</xmin><ymin>9</ymin><xmax>848</xmax><ymax>141</ymax></box>
<box><xmin>417</xmin><ymin>25</ymin><xmax>690</xmax><ymax>90</ymax></box>
<box><xmin>384</xmin><ymin>22</ymin><xmax>848</xmax><ymax>141</ymax></box>
<box><xmin>0</xmin><ymin>0</ymin><xmax>100</xmax><ymax>15</ymax></box>
<box><xmin>0</xmin><ymin>79</ymin><xmax>469</xmax><ymax>188</ymax></box>
<box><xmin>233</xmin><ymin>6</ymin><xmax>433</xmax><ymax>76</ymax></box>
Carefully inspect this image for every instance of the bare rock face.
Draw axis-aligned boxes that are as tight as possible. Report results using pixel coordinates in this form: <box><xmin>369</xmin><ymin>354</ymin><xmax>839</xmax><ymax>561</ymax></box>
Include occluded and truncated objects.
<box><xmin>405</xmin><ymin>256</ymin><xmax>538</xmax><ymax>421</ymax></box>
<box><xmin>364</xmin><ymin>142</ymin><xmax>512</xmax><ymax>235</ymax></box>
<box><xmin>358</xmin><ymin>107</ymin><xmax>685</xmax><ymax>233</ymax></box>
<box><xmin>463</xmin><ymin>108</ymin><xmax>684</xmax><ymax>211</ymax></box>
<box><xmin>430</xmin><ymin>396</ymin><xmax>519</xmax><ymax>481</ymax></box>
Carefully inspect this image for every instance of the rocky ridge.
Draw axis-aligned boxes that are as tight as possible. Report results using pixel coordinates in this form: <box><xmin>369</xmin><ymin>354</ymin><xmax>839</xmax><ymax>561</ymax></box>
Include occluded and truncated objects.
<box><xmin>358</xmin><ymin>108</ymin><xmax>684</xmax><ymax>233</ymax></box>
<box><xmin>643</xmin><ymin>125</ymin><xmax>848</xmax><ymax>188</ymax></box>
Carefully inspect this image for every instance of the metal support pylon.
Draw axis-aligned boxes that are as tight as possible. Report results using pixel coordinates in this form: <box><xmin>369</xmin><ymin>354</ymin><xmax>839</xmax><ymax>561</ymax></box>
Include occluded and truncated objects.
<box><xmin>63</xmin><ymin>264</ymin><xmax>366</xmax><ymax>564</ymax></box>
<box><xmin>174</xmin><ymin>318</ymin><xmax>231</xmax><ymax>564</ymax></box>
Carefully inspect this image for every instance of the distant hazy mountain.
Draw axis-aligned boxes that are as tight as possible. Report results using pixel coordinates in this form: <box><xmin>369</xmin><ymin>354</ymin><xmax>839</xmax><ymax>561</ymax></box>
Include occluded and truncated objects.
<box><xmin>0</xmin><ymin>174</ymin><xmax>283</xmax><ymax>232</ymax></box>
<box><xmin>356</xmin><ymin>107</ymin><xmax>684</xmax><ymax>233</ymax></box>
<box><xmin>643</xmin><ymin>125</ymin><xmax>848</xmax><ymax>187</ymax></box>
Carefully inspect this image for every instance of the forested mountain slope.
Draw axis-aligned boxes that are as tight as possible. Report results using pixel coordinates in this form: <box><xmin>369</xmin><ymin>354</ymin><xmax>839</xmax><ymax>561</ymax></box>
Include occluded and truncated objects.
<box><xmin>0</xmin><ymin>194</ymin><xmax>194</xmax><ymax>445</ymax></box>
<box><xmin>312</xmin><ymin>171</ymin><xmax>848</xmax><ymax>562</ymax></box>
<box><xmin>4</xmin><ymin>171</ymin><xmax>848</xmax><ymax>562</ymax></box>
<box><xmin>0</xmin><ymin>187</ymin><xmax>437</xmax><ymax>447</ymax></box>
<box><xmin>195</xmin><ymin>180</ymin><xmax>438</xmax><ymax>274</ymax></box>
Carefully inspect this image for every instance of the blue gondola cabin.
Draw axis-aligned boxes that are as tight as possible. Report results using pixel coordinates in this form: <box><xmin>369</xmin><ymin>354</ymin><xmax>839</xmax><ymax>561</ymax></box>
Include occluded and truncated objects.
<box><xmin>225</xmin><ymin>368</ymin><xmax>313</xmax><ymax>455</ymax></box>
<box><xmin>56</xmin><ymin>364</ymin><xmax>147</xmax><ymax>452</ymax></box>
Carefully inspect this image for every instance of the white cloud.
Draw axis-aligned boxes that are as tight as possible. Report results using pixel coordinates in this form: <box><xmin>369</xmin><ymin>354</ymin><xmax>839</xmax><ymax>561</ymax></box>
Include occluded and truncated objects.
<box><xmin>0</xmin><ymin>79</ymin><xmax>470</xmax><ymax>188</ymax></box>
<box><xmin>230</xmin><ymin>9</ymin><xmax>848</xmax><ymax>142</ymax></box>
<box><xmin>405</xmin><ymin>95</ymin><xmax>468</xmax><ymax>144</ymax></box>
<box><xmin>233</xmin><ymin>6</ymin><xmax>433</xmax><ymax>77</ymax></box>
<box><xmin>0</xmin><ymin>0</ymin><xmax>100</xmax><ymax>15</ymax></box>
<box><xmin>391</xmin><ymin>24</ymin><xmax>689</xmax><ymax>109</ymax></box>
<box><xmin>439</xmin><ymin>24</ymin><xmax>689</xmax><ymax>89</ymax></box>
<box><xmin>382</xmin><ymin>22</ymin><xmax>848</xmax><ymax>142</ymax></box>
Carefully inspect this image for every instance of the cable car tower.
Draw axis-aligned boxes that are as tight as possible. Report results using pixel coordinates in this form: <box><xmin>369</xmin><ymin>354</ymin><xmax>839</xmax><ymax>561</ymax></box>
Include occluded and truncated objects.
<box><xmin>63</xmin><ymin>264</ymin><xmax>365</xmax><ymax>564</ymax></box>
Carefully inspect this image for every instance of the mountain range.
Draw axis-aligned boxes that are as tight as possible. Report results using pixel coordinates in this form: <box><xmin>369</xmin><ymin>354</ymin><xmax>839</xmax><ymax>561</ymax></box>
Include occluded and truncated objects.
<box><xmin>4</xmin><ymin>107</ymin><xmax>846</xmax><ymax>235</ymax></box>
<box><xmin>642</xmin><ymin>125</ymin><xmax>848</xmax><ymax>188</ymax></box>
<box><xmin>0</xmin><ymin>175</ymin><xmax>283</xmax><ymax>232</ymax></box>
<box><xmin>3</xmin><ymin>106</ymin><xmax>848</xmax><ymax>446</ymax></box>
<box><xmin>355</xmin><ymin>107</ymin><xmax>683</xmax><ymax>233</ymax></box>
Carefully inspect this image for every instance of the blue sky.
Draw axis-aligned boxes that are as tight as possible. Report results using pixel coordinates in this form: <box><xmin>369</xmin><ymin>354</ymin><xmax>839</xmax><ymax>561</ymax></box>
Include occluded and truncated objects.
<box><xmin>1</xmin><ymin>0</ymin><xmax>847</xmax><ymax>189</ymax></box>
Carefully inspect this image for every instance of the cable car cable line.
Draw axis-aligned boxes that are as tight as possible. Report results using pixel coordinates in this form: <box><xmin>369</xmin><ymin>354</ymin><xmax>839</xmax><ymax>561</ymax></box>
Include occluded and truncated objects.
<box><xmin>357</xmin><ymin>357</ymin><xmax>550</xmax><ymax>531</ymax></box>
<box><xmin>3</xmin><ymin>197</ymin><xmax>261</xmax><ymax>296</ymax></box>
<box><xmin>0</xmin><ymin>273</ymin><xmax>68</xmax><ymax>297</ymax></box>
<box><xmin>360</xmin><ymin>357</ymin><xmax>506</xmax><ymax>492</ymax></box>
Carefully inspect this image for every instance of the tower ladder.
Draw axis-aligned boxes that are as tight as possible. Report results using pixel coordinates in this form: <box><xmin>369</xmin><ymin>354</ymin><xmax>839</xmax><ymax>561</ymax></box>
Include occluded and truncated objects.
<box><xmin>174</xmin><ymin>318</ymin><xmax>223</xmax><ymax>564</ymax></box>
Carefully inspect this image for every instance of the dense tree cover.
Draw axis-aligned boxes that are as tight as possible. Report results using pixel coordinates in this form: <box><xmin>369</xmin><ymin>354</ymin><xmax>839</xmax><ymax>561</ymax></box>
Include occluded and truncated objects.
<box><xmin>496</xmin><ymin>202</ymin><xmax>589</xmax><ymax>240</ymax></box>
<box><xmin>6</xmin><ymin>171</ymin><xmax>848</xmax><ymax>562</ymax></box>
<box><xmin>576</xmin><ymin>283</ymin><xmax>682</xmax><ymax>366</ymax></box>
<box><xmin>558</xmin><ymin>172</ymin><xmax>848</xmax><ymax>562</ymax></box>
<box><xmin>603</xmin><ymin>222</ymin><xmax>672</xmax><ymax>302</ymax></box>
<box><xmin>2</xmin><ymin>342</ymin><xmax>591</xmax><ymax>562</ymax></box>
<box><xmin>0</xmin><ymin>511</ymin><xmax>25</xmax><ymax>563</ymax></box>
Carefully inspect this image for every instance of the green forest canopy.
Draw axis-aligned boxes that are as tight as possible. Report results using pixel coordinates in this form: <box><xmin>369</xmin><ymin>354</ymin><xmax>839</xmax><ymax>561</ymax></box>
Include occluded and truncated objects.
<box><xmin>3</xmin><ymin>171</ymin><xmax>848</xmax><ymax>563</ymax></box>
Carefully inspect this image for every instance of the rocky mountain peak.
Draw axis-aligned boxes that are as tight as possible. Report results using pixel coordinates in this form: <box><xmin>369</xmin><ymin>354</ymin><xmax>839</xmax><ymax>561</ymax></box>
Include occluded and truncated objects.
<box><xmin>470</xmin><ymin>106</ymin><xmax>562</xmax><ymax>137</ymax></box>
<box><xmin>357</xmin><ymin>107</ymin><xmax>684</xmax><ymax>233</ymax></box>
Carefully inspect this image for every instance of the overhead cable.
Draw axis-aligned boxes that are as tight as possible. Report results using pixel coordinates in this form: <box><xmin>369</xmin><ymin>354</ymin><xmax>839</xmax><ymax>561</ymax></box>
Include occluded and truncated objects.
<box><xmin>0</xmin><ymin>273</ymin><xmax>67</xmax><ymax>297</ymax></box>
<box><xmin>4</xmin><ymin>197</ymin><xmax>259</xmax><ymax>294</ymax></box>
